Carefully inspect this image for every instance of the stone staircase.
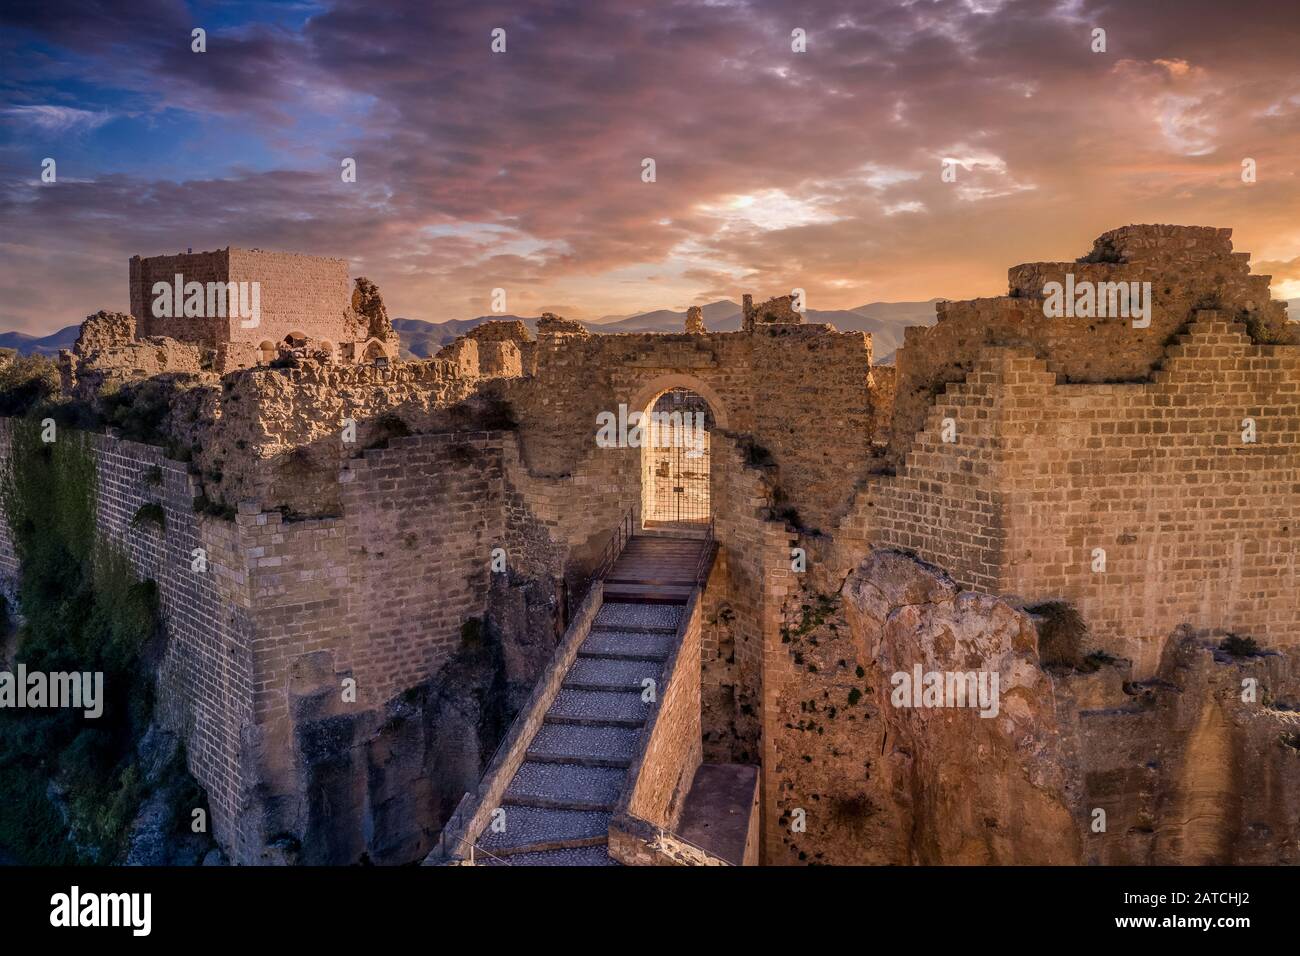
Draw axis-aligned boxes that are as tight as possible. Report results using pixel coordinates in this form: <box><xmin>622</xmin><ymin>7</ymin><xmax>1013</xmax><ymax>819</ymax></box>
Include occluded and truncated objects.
<box><xmin>470</xmin><ymin>535</ymin><xmax>710</xmax><ymax>865</ymax></box>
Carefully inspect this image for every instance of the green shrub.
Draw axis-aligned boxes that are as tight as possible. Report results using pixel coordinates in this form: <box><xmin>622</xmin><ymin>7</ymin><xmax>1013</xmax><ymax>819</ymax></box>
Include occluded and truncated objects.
<box><xmin>100</xmin><ymin>382</ymin><xmax>172</xmax><ymax>445</ymax></box>
<box><xmin>0</xmin><ymin>415</ymin><xmax>177</xmax><ymax>863</ymax></box>
<box><xmin>131</xmin><ymin>502</ymin><xmax>166</xmax><ymax>532</ymax></box>
<box><xmin>1028</xmin><ymin>601</ymin><xmax>1089</xmax><ymax>670</ymax></box>
<box><xmin>0</xmin><ymin>355</ymin><xmax>59</xmax><ymax>416</ymax></box>
<box><xmin>1219</xmin><ymin>633</ymin><xmax>1261</xmax><ymax>658</ymax></box>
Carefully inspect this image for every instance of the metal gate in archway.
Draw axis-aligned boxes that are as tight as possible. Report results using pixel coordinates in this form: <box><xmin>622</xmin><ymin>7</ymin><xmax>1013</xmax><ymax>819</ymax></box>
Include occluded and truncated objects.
<box><xmin>643</xmin><ymin>388</ymin><xmax>712</xmax><ymax>526</ymax></box>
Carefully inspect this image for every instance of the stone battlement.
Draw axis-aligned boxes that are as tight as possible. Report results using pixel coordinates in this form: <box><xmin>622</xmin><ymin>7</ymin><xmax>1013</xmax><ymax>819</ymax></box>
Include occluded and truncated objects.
<box><xmin>5</xmin><ymin>223</ymin><xmax>1296</xmax><ymax>867</ymax></box>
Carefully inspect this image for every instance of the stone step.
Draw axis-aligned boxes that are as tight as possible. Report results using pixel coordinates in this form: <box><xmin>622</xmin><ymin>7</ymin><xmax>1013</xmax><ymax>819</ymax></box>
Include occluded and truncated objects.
<box><xmin>527</xmin><ymin>723</ymin><xmax>641</xmax><ymax>767</ymax></box>
<box><xmin>564</xmin><ymin>657</ymin><xmax>662</xmax><ymax>692</ymax></box>
<box><xmin>473</xmin><ymin>845</ymin><xmax>619</xmax><ymax>866</ymax></box>
<box><xmin>475</xmin><ymin>806</ymin><xmax>612</xmax><ymax>855</ymax></box>
<box><xmin>594</xmin><ymin>602</ymin><xmax>683</xmax><ymax>632</ymax></box>
<box><xmin>502</xmin><ymin>761</ymin><xmax>626</xmax><ymax>811</ymax></box>
<box><xmin>602</xmin><ymin>583</ymin><xmax>694</xmax><ymax>604</ymax></box>
<box><xmin>579</xmin><ymin>628</ymin><xmax>671</xmax><ymax>661</ymax></box>
<box><xmin>546</xmin><ymin>688</ymin><xmax>652</xmax><ymax>726</ymax></box>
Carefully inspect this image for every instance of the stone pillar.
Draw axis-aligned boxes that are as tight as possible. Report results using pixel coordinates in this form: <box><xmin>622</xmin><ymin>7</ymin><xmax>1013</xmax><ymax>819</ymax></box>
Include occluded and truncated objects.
<box><xmin>685</xmin><ymin>306</ymin><xmax>705</xmax><ymax>334</ymax></box>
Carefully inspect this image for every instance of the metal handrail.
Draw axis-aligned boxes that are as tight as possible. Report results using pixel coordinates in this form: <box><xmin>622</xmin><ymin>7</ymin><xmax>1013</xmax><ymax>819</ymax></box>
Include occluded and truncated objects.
<box><xmin>593</xmin><ymin>504</ymin><xmax>638</xmax><ymax>583</ymax></box>
<box><xmin>438</xmin><ymin>505</ymin><xmax>639</xmax><ymax>863</ymax></box>
<box><xmin>451</xmin><ymin>833</ymin><xmax>513</xmax><ymax>867</ymax></box>
<box><xmin>693</xmin><ymin>514</ymin><xmax>716</xmax><ymax>585</ymax></box>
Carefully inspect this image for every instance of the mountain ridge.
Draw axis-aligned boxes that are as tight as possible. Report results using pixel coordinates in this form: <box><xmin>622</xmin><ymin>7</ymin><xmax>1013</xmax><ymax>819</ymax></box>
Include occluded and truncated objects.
<box><xmin>7</xmin><ymin>298</ymin><xmax>1297</xmax><ymax>363</ymax></box>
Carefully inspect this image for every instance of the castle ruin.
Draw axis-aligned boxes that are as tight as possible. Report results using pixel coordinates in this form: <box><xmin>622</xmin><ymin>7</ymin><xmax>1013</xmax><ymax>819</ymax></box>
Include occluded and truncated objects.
<box><xmin>2</xmin><ymin>224</ymin><xmax>1298</xmax><ymax>866</ymax></box>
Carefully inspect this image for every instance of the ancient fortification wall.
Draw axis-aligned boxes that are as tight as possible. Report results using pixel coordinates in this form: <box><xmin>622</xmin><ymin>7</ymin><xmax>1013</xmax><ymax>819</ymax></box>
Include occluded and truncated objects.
<box><xmin>500</xmin><ymin>319</ymin><xmax>876</xmax><ymax>535</ymax></box>
<box><xmin>837</xmin><ymin>309</ymin><xmax>1300</xmax><ymax>675</ymax></box>
<box><xmin>0</xmin><ymin>421</ymin><xmax>255</xmax><ymax>856</ymax></box>
<box><xmin>130</xmin><ymin>247</ymin><xmax>352</xmax><ymax>348</ymax></box>
<box><xmin>5</xmin><ymin>223</ymin><xmax>1296</xmax><ymax>865</ymax></box>
<box><xmin>890</xmin><ymin>225</ymin><xmax>1294</xmax><ymax>464</ymax></box>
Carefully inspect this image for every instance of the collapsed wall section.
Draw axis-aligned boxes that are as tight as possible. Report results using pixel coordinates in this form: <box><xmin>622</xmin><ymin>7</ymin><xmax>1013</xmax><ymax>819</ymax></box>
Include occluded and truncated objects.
<box><xmin>889</xmin><ymin>224</ymin><xmax>1294</xmax><ymax>465</ymax></box>
<box><xmin>838</xmin><ymin>313</ymin><xmax>1300</xmax><ymax>674</ymax></box>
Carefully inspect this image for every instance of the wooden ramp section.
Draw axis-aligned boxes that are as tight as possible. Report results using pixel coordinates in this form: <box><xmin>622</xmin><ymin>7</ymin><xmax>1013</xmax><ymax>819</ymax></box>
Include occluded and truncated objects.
<box><xmin>602</xmin><ymin>535</ymin><xmax>711</xmax><ymax>604</ymax></box>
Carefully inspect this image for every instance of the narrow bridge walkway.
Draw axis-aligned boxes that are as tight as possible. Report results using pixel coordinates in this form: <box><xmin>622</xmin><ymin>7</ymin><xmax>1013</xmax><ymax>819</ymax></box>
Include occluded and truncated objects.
<box><xmin>473</xmin><ymin>534</ymin><xmax>709</xmax><ymax>865</ymax></box>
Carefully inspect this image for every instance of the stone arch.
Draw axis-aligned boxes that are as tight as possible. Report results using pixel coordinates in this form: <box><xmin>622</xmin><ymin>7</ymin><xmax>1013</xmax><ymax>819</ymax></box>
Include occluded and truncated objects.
<box><xmin>283</xmin><ymin>330</ymin><xmax>308</xmax><ymax>348</ymax></box>
<box><xmin>258</xmin><ymin>340</ymin><xmax>276</xmax><ymax>363</ymax></box>
<box><xmin>634</xmin><ymin>379</ymin><xmax>720</xmax><ymax>528</ymax></box>
<box><xmin>360</xmin><ymin>338</ymin><xmax>390</xmax><ymax>362</ymax></box>
<box><xmin>628</xmin><ymin>373</ymin><xmax>729</xmax><ymax>429</ymax></box>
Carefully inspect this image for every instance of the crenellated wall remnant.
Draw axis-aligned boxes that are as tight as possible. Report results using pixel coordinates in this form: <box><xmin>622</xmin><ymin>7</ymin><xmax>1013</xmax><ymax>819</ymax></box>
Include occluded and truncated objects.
<box><xmin>3</xmin><ymin>223</ymin><xmax>1297</xmax><ymax>866</ymax></box>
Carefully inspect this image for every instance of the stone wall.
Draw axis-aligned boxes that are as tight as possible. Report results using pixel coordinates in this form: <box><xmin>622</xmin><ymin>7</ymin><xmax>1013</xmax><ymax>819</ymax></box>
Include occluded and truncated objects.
<box><xmin>173</xmin><ymin>357</ymin><xmax>481</xmax><ymax>514</ymax></box>
<box><xmin>497</xmin><ymin>320</ymin><xmax>874</xmax><ymax>536</ymax></box>
<box><xmin>130</xmin><ymin>248</ymin><xmax>354</xmax><ymax>352</ymax></box>
<box><xmin>625</xmin><ymin>591</ymin><xmax>704</xmax><ymax>828</ymax></box>
<box><xmin>890</xmin><ymin>225</ymin><xmax>1294</xmax><ymax>464</ymax></box>
<box><xmin>998</xmin><ymin>314</ymin><xmax>1300</xmax><ymax>673</ymax></box>
<box><xmin>0</xmin><ymin>421</ymin><xmax>256</xmax><ymax>857</ymax></box>
<box><xmin>838</xmin><ymin>312</ymin><xmax>1300</xmax><ymax>675</ymax></box>
<box><xmin>130</xmin><ymin>250</ymin><xmax>233</xmax><ymax>351</ymax></box>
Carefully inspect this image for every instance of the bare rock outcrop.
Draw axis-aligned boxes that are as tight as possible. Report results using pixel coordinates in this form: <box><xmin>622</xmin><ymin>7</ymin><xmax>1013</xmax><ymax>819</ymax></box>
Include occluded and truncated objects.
<box><xmin>351</xmin><ymin>277</ymin><xmax>392</xmax><ymax>339</ymax></box>
<box><xmin>535</xmin><ymin>312</ymin><xmax>588</xmax><ymax>337</ymax></box>
<box><xmin>1061</xmin><ymin>627</ymin><xmax>1300</xmax><ymax>865</ymax></box>
<box><xmin>842</xmin><ymin>549</ymin><xmax>1082</xmax><ymax>864</ymax></box>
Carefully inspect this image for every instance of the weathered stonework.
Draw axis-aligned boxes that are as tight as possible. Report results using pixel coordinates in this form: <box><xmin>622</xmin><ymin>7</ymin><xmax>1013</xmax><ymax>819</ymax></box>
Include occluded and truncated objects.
<box><xmin>4</xmin><ymin>223</ymin><xmax>1296</xmax><ymax>866</ymax></box>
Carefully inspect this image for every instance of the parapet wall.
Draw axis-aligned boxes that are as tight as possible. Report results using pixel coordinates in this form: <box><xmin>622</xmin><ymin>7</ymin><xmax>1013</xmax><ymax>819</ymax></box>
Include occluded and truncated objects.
<box><xmin>843</xmin><ymin>311</ymin><xmax>1300</xmax><ymax>674</ymax></box>
<box><xmin>890</xmin><ymin>224</ymin><xmax>1294</xmax><ymax>464</ymax></box>
<box><xmin>175</xmin><ymin>357</ymin><xmax>481</xmax><ymax>514</ymax></box>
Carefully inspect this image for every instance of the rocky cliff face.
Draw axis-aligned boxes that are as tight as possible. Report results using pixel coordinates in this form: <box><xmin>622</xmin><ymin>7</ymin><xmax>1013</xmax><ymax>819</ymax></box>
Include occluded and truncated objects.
<box><xmin>1063</xmin><ymin>626</ymin><xmax>1300</xmax><ymax>865</ymax></box>
<box><xmin>773</xmin><ymin>548</ymin><xmax>1300</xmax><ymax>865</ymax></box>
<box><xmin>843</xmin><ymin>550</ymin><xmax>1081</xmax><ymax>864</ymax></box>
<box><xmin>252</xmin><ymin>571</ymin><xmax>561</xmax><ymax>865</ymax></box>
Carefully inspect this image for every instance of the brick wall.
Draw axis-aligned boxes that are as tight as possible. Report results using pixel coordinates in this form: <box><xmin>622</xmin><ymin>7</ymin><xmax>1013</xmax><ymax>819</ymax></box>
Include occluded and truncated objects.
<box><xmin>835</xmin><ymin>314</ymin><xmax>1300</xmax><ymax>676</ymax></box>
<box><xmin>0</xmin><ymin>421</ymin><xmax>256</xmax><ymax>856</ymax></box>
<box><xmin>890</xmin><ymin>225</ymin><xmax>1294</xmax><ymax>465</ymax></box>
<box><xmin>499</xmin><ymin>322</ymin><xmax>874</xmax><ymax>535</ymax></box>
<box><xmin>999</xmin><ymin>314</ymin><xmax>1300</xmax><ymax>673</ymax></box>
<box><xmin>625</xmin><ymin>591</ymin><xmax>704</xmax><ymax>827</ymax></box>
<box><xmin>130</xmin><ymin>249</ymin><xmax>231</xmax><ymax>348</ymax></box>
<box><xmin>129</xmin><ymin>247</ymin><xmax>354</xmax><ymax>357</ymax></box>
<box><xmin>242</xmin><ymin>431</ymin><xmax>508</xmax><ymax>725</ymax></box>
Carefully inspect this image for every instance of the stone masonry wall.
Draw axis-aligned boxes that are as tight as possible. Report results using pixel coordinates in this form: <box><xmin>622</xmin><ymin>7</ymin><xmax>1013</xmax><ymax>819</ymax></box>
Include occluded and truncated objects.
<box><xmin>626</xmin><ymin>593</ymin><xmax>704</xmax><ymax>828</ymax></box>
<box><xmin>890</xmin><ymin>225</ymin><xmax>1294</xmax><ymax>465</ymax></box>
<box><xmin>130</xmin><ymin>248</ymin><xmax>354</xmax><ymax>355</ymax></box>
<box><xmin>243</xmin><ymin>431</ymin><xmax>507</xmax><ymax>730</ymax></box>
<box><xmin>498</xmin><ymin>322</ymin><xmax>874</xmax><ymax>536</ymax></box>
<box><xmin>835</xmin><ymin>313</ymin><xmax>1300</xmax><ymax>675</ymax></box>
<box><xmin>998</xmin><ymin>314</ymin><xmax>1300</xmax><ymax>674</ymax></box>
<box><xmin>0</xmin><ymin>421</ymin><xmax>256</xmax><ymax>856</ymax></box>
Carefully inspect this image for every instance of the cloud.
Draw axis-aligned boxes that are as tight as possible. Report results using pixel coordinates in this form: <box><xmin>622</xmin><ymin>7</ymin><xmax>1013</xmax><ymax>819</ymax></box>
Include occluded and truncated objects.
<box><xmin>2</xmin><ymin>105</ymin><xmax>113</xmax><ymax>133</ymax></box>
<box><xmin>2</xmin><ymin>0</ymin><xmax>1300</xmax><ymax>333</ymax></box>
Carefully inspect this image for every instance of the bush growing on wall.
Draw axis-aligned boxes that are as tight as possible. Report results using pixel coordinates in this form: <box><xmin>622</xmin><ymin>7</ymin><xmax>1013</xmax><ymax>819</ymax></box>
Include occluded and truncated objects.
<box><xmin>0</xmin><ymin>415</ymin><xmax>190</xmax><ymax>863</ymax></box>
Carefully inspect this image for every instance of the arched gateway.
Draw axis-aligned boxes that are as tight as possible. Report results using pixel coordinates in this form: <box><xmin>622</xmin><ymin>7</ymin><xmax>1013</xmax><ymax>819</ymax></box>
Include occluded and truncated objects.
<box><xmin>629</xmin><ymin>376</ymin><xmax>725</xmax><ymax>530</ymax></box>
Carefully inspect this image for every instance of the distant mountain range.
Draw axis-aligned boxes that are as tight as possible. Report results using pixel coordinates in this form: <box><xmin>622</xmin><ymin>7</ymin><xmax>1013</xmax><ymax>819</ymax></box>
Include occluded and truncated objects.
<box><xmin>0</xmin><ymin>325</ymin><xmax>80</xmax><ymax>357</ymax></box>
<box><xmin>395</xmin><ymin>298</ymin><xmax>947</xmax><ymax>362</ymax></box>
<box><xmin>9</xmin><ymin>299</ymin><xmax>1299</xmax><ymax>366</ymax></box>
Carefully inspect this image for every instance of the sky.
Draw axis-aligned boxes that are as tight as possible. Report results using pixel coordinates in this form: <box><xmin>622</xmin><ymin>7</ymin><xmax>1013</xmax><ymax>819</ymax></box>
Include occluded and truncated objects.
<box><xmin>1</xmin><ymin>0</ymin><xmax>1299</xmax><ymax>335</ymax></box>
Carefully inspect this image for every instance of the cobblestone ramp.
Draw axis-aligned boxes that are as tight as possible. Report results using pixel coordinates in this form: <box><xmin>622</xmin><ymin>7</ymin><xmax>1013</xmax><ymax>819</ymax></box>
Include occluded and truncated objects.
<box><xmin>473</xmin><ymin>536</ymin><xmax>705</xmax><ymax>865</ymax></box>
